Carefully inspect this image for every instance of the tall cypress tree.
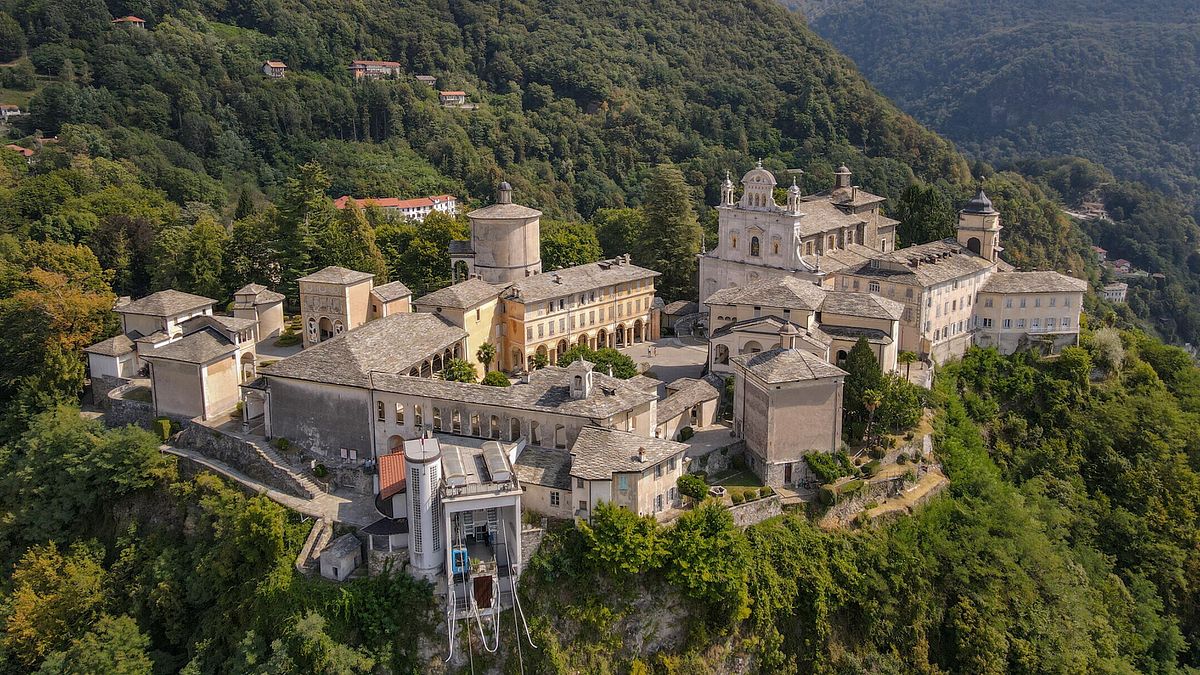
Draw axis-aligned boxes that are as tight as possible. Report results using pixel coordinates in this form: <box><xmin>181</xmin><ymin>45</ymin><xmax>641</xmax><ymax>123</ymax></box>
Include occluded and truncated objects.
<box><xmin>642</xmin><ymin>164</ymin><xmax>702</xmax><ymax>301</ymax></box>
<box><xmin>843</xmin><ymin>336</ymin><xmax>883</xmax><ymax>430</ymax></box>
<box><xmin>277</xmin><ymin>163</ymin><xmax>333</xmax><ymax>304</ymax></box>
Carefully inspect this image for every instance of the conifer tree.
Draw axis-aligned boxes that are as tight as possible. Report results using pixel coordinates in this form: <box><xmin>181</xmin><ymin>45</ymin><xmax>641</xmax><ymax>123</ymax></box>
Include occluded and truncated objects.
<box><xmin>233</xmin><ymin>186</ymin><xmax>256</xmax><ymax>220</ymax></box>
<box><xmin>843</xmin><ymin>337</ymin><xmax>883</xmax><ymax>432</ymax></box>
<box><xmin>180</xmin><ymin>216</ymin><xmax>227</xmax><ymax>300</ymax></box>
<box><xmin>317</xmin><ymin>201</ymin><xmax>388</xmax><ymax>281</ymax></box>
<box><xmin>277</xmin><ymin>163</ymin><xmax>333</xmax><ymax>303</ymax></box>
<box><xmin>642</xmin><ymin>164</ymin><xmax>702</xmax><ymax>301</ymax></box>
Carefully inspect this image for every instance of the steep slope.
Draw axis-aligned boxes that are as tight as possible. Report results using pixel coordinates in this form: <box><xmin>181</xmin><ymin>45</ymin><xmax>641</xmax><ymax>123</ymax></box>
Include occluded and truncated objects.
<box><xmin>789</xmin><ymin>0</ymin><xmax>1200</xmax><ymax>207</ymax></box>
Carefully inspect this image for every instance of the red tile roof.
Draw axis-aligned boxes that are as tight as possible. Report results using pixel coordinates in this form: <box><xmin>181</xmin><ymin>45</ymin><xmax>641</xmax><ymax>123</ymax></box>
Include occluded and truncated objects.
<box><xmin>4</xmin><ymin>144</ymin><xmax>33</xmax><ymax>158</ymax></box>
<box><xmin>378</xmin><ymin>452</ymin><xmax>407</xmax><ymax>500</ymax></box>
<box><xmin>333</xmin><ymin>195</ymin><xmax>456</xmax><ymax>210</ymax></box>
<box><xmin>440</xmin><ymin>91</ymin><xmax>466</xmax><ymax>96</ymax></box>
<box><xmin>0</xmin><ymin>104</ymin><xmax>19</xmax><ymax>111</ymax></box>
<box><xmin>264</xmin><ymin>60</ymin><xmax>286</xmax><ymax>68</ymax></box>
<box><xmin>112</xmin><ymin>15</ymin><xmax>145</xmax><ymax>23</ymax></box>
<box><xmin>350</xmin><ymin>60</ymin><xmax>401</xmax><ymax>67</ymax></box>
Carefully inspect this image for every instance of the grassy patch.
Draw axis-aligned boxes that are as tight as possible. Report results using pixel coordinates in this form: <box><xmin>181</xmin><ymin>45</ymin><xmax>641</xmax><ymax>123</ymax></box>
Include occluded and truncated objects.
<box><xmin>709</xmin><ymin>469</ymin><xmax>763</xmax><ymax>489</ymax></box>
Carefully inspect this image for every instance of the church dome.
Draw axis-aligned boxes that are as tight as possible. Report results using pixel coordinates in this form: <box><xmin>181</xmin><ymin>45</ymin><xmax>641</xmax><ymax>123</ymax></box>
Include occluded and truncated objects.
<box><xmin>963</xmin><ymin>188</ymin><xmax>996</xmax><ymax>214</ymax></box>
<box><xmin>498</xmin><ymin>181</ymin><xmax>512</xmax><ymax>191</ymax></box>
<box><xmin>740</xmin><ymin>166</ymin><xmax>776</xmax><ymax>187</ymax></box>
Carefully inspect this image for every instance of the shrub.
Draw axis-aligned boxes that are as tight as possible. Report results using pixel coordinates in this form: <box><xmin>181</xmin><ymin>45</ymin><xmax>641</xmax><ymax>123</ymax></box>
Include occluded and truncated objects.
<box><xmin>678</xmin><ymin>426</ymin><xmax>695</xmax><ymax>441</ymax></box>
<box><xmin>481</xmin><ymin>371</ymin><xmax>511</xmax><ymax>387</ymax></box>
<box><xmin>274</xmin><ymin>327</ymin><xmax>301</xmax><ymax>347</ymax></box>
<box><xmin>731</xmin><ymin>454</ymin><xmax>747</xmax><ymax>471</ymax></box>
<box><xmin>804</xmin><ymin>451</ymin><xmax>854</xmax><ymax>483</ymax></box>
<box><xmin>272</xmin><ymin>437</ymin><xmax>291</xmax><ymax>451</ymax></box>
<box><xmin>231</xmin><ymin>401</ymin><xmax>244</xmax><ymax>419</ymax></box>
<box><xmin>153</xmin><ymin>417</ymin><xmax>173</xmax><ymax>442</ymax></box>
<box><xmin>863</xmin><ymin>500</ymin><xmax>879</xmax><ymax>510</ymax></box>
<box><xmin>868</xmin><ymin>445</ymin><xmax>887</xmax><ymax>460</ymax></box>
<box><xmin>313</xmin><ymin>464</ymin><xmax>328</xmax><ymax>479</ymax></box>
<box><xmin>730</xmin><ymin>492</ymin><xmax>745</xmax><ymax>505</ymax></box>
<box><xmin>841</xmin><ymin>479</ymin><xmax>865</xmax><ymax>496</ymax></box>
<box><xmin>904</xmin><ymin>469</ymin><xmax>917</xmax><ymax>483</ymax></box>
<box><xmin>677</xmin><ymin>473</ymin><xmax>708</xmax><ymax>502</ymax></box>
<box><xmin>863</xmin><ymin>460</ymin><xmax>881</xmax><ymax>477</ymax></box>
<box><xmin>818</xmin><ymin>486</ymin><xmax>836</xmax><ymax>505</ymax></box>
<box><xmin>897</xmin><ymin>452</ymin><xmax>908</xmax><ymax>464</ymax></box>
<box><xmin>759</xmin><ymin>486</ymin><xmax>773</xmax><ymax>498</ymax></box>
<box><xmin>904</xmin><ymin>431</ymin><xmax>915</xmax><ymax>441</ymax></box>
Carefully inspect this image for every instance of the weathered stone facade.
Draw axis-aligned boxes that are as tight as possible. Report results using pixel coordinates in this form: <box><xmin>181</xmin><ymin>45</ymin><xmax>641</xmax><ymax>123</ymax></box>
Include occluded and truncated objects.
<box><xmin>727</xmin><ymin>494</ymin><xmax>782</xmax><ymax>528</ymax></box>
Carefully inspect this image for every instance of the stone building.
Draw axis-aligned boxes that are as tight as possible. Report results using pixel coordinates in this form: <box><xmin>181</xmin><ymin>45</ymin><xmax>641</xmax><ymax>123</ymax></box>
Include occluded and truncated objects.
<box><xmin>731</xmin><ymin>326</ymin><xmax>846</xmax><ymax>487</ymax></box>
<box><xmin>451</xmin><ymin>183</ymin><xmax>542</xmax><ymax>284</ymax></box>
<box><xmin>298</xmin><ymin>266</ymin><xmax>376</xmax><ymax>348</ymax></box>
<box><xmin>973</xmin><ymin>271</ymin><xmax>1089</xmax><ymax>353</ymax></box>
<box><xmin>232</xmin><ymin>283</ymin><xmax>285</xmax><ymax>339</ymax></box>
<box><xmin>698</xmin><ymin>163</ymin><xmax>897</xmax><ymax>304</ymax></box>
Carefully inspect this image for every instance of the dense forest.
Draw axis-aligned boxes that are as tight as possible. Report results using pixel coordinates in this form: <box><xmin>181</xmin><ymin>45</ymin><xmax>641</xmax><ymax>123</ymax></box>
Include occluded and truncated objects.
<box><xmin>790</xmin><ymin>0</ymin><xmax>1200</xmax><ymax>208</ymax></box>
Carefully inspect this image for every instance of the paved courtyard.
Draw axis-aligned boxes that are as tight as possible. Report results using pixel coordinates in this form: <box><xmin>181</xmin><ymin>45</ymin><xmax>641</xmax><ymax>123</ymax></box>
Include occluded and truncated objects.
<box><xmin>618</xmin><ymin>336</ymin><xmax>709</xmax><ymax>384</ymax></box>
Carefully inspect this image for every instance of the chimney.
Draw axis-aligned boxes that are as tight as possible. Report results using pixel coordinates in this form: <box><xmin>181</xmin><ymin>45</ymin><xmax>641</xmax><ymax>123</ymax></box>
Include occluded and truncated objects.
<box><xmin>553</xmin><ymin>273</ymin><xmax>562</xmax><ymax>284</ymax></box>
<box><xmin>637</xmin><ymin>447</ymin><xmax>646</xmax><ymax>463</ymax></box>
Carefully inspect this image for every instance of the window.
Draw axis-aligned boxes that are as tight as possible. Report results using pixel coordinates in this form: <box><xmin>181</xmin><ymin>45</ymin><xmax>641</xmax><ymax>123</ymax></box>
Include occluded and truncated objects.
<box><xmin>750</xmin><ymin>236</ymin><xmax>761</xmax><ymax>257</ymax></box>
<box><xmin>1050</xmin><ymin>297</ymin><xmax>1057</xmax><ymax>307</ymax></box>
<box><xmin>852</xmin><ymin>279</ymin><xmax>860</xmax><ymax>290</ymax></box>
<box><xmin>1064</xmin><ymin>297</ymin><xmax>1072</xmax><ymax>307</ymax></box>
<box><xmin>1032</xmin><ymin>318</ymin><xmax>1040</xmax><ymax>328</ymax></box>
<box><xmin>984</xmin><ymin>297</ymin><xmax>993</xmax><ymax>308</ymax></box>
<box><xmin>527</xmin><ymin>326</ymin><xmax>533</xmax><ymax>340</ymax></box>
<box><xmin>1062</xmin><ymin>317</ymin><xmax>1071</xmax><ymax>328</ymax></box>
<box><xmin>414</xmin><ymin>405</ymin><xmax>423</xmax><ymax>426</ymax></box>
<box><xmin>476</xmin><ymin>308</ymin><xmax>481</xmax><ymax>320</ymax></box>
<box><xmin>1002</xmin><ymin>319</ymin><xmax>1012</xmax><ymax>328</ymax></box>
<box><xmin>395</xmin><ymin>403</ymin><xmax>404</xmax><ymax>424</ymax></box>
<box><xmin>1020</xmin><ymin>298</ymin><xmax>1027</xmax><ymax>308</ymax></box>
<box><xmin>982</xmin><ymin>318</ymin><xmax>993</xmax><ymax>328</ymax></box>
<box><xmin>869</xmin><ymin>281</ymin><xmax>880</xmax><ymax>293</ymax></box>
<box><xmin>1005</xmin><ymin>298</ymin><xmax>1013</xmax><ymax>309</ymax></box>
<box><xmin>952</xmin><ymin>299</ymin><xmax>957</xmax><ymax>311</ymax></box>
<box><xmin>828</xmin><ymin>235</ymin><xmax>836</xmax><ymax>250</ymax></box>
<box><xmin>550</xmin><ymin>491</ymin><xmax>560</xmax><ymax>507</ymax></box>
<box><xmin>549</xmin><ymin>322</ymin><xmax>555</xmax><ymax>336</ymax></box>
<box><xmin>538</xmin><ymin>324</ymin><xmax>544</xmax><ymax>338</ymax></box>
<box><xmin>558</xmin><ymin>319</ymin><xmax>565</xmax><ymax>333</ymax></box>
<box><xmin>376</xmin><ymin>401</ymin><xmax>385</xmax><ymax>422</ymax></box>
<box><xmin>1017</xmin><ymin>319</ymin><xmax>1025</xmax><ymax>328</ymax></box>
<box><xmin>906</xmin><ymin>288</ymin><xmax>914</xmax><ymax>299</ymax></box>
<box><xmin>579</xmin><ymin>500</ymin><xmax>587</xmax><ymax>511</ymax></box>
<box><xmin>655</xmin><ymin>463</ymin><xmax>663</xmax><ymax>478</ymax></box>
<box><xmin>559</xmin><ymin>299</ymin><xmax>565</xmax><ymax>310</ymax></box>
<box><xmin>618</xmin><ymin>475</ymin><xmax>628</xmax><ymax>491</ymax></box>
<box><xmin>655</xmin><ymin>494</ymin><xmax>663</xmax><ymax>512</ymax></box>
<box><xmin>669</xmin><ymin>457</ymin><xmax>677</xmax><ymax>471</ymax></box>
<box><xmin>577</xmin><ymin>477</ymin><xmax>584</xmax><ymax>489</ymax></box>
<box><xmin>1034</xmin><ymin>297</ymin><xmax>1041</xmax><ymax>308</ymax></box>
<box><xmin>805</xmin><ymin>241</ymin><xmax>813</xmax><ymax>256</ymax></box>
<box><xmin>452</xmin><ymin>409</ymin><xmax>461</xmax><ymax>433</ymax></box>
<box><xmin>1047</xmin><ymin>317</ymin><xmax>1056</xmax><ymax>328</ymax></box>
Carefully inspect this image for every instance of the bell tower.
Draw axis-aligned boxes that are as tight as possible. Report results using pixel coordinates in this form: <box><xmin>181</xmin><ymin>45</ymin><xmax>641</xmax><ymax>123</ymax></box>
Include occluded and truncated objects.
<box><xmin>957</xmin><ymin>188</ymin><xmax>1002</xmax><ymax>263</ymax></box>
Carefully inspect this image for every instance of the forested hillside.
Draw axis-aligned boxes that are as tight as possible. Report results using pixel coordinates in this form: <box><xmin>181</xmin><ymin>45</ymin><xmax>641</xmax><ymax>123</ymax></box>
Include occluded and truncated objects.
<box><xmin>789</xmin><ymin>0</ymin><xmax>1200</xmax><ymax>206</ymax></box>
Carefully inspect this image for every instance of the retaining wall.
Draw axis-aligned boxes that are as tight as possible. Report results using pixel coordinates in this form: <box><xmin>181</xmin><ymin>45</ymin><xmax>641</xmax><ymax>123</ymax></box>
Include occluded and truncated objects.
<box><xmin>727</xmin><ymin>494</ymin><xmax>782</xmax><ymax>528</ymax></box>
<box><xmin>176</xmin><ymin>424</ymin><xmax>315</xmax><ymax>499</ymax></box>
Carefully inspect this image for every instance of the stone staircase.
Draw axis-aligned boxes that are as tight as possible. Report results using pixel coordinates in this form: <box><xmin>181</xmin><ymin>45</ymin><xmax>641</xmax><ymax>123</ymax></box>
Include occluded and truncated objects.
<box><xmin>254</xmin><ymin>438</ymin><xmax>325</xmax><ymax>498</ymax></box>
<box><xmin>295</xmin><ymin>517</ymin><xmax>333</xmax><ymax>574</ymax></box>
<box><xmin>175</xmin><ymin>424</ymin><xmax>322</xmax><ymax>500</ymax></box>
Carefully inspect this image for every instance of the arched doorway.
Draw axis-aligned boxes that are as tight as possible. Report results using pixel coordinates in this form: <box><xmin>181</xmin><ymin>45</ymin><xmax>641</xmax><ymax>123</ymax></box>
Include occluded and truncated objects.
<box><xmin>453</xmin><ymin>260</ymin><xmax>470</xmax><ymax>281</ymax></box>
<box><xmin>615</xmin><ymin>324</ymin><xmax>627</xmax><ymax>347</ymax></box>
<box><xmin>387</xmin><ymin>435</ymin><xmax>404</xmax><ymax>455</ymax></box>
<box><xmin>597</xmin><ymin>328</ymin><xmax>608</xmax><ymax>348</ymax></box>
<box><xmin>966</xmin><ymin>237</ymin><xmax>981</xmax><ymax>255</ymax></box>
<box><xmin>633</xmin><ymin>319</ymin><xmax>644</xmax><ymax>343</ymax></box>
<box><xmin>836</xmin><ymin>350</ymin><xmax>848</xmax><ymax>367</ymax></box>
<box><xmin>509</xmin><ymin>417</ymin><xmax>521</xmax><ymax>441</ymax></box>
<box><xmin>511</xmin><ymin>348</ymin><xmax>523</xmax><ymax>371</ymax></box>
<box><xmin>318</xmin><ymin>317</ymin><xmax>334</xmax><ymax>342</ymax></box>
<box><xmin>577</xmin><ymin>333</ymin><xmax>589</xmax><ymax>347</ymax></box>
<box><xmin>556</xmin><ymin>339</ymin><xmax>568</xmax><ymax>362</ymax></box>
<box><xmin>715</xmin><ymin>344</ymin><xmax>730</xmax><ymax>365</ymax></box>
<box><xmin>240</xmin><ymin>353</ymin><xmax>255</xmax><ymax>382</ymax></box>
<box><xmin>490</xmin><ymin>415</ymin><xmax>501</xmax><ymax>439</ymax></box>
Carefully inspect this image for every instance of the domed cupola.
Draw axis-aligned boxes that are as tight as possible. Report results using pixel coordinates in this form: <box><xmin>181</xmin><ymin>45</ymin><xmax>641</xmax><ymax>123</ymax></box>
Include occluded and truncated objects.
<box><xmin>963</xmin><ymin>188</ymin><xmax>997</xmax><ymax>215</ymax></box>
<box><xmin>739</xmin><ymin>160</ymin><xmax>779</xmax><ymax>210</ymax></box>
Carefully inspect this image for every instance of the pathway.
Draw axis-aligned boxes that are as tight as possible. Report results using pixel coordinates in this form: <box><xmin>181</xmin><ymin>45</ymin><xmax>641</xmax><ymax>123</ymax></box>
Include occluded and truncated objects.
<box><xmin>162</xmin><ymin>445</ymin><xmax>379</xmax><ymax>526</ymax></box>
<box><xmin>618</xmin><ymin>336</ymin><xmax>708</xmax><ymax>383</ymax></box>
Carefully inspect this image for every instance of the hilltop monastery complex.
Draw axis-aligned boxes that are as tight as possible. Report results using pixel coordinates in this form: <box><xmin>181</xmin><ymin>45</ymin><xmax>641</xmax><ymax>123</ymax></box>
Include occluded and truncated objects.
<box><xmin>85</xmin><ymin>163</ymin><xmax>1087</xmax><ymax>617</ymax></box>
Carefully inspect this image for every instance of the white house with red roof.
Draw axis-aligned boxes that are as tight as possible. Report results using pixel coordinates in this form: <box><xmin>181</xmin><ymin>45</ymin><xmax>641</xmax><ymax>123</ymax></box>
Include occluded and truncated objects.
<box><xmin>333</xmin><ymin>194</ymin><xmax>457</xmax><ymax>221</ymax></box>
<box><xmin>111</xmin><ymin>15</ymin><xmax>146</xmax><ymax>28</ymax></box>
<box><xmin>439</xmin><ymin>90</ymin><xmax>468</xmax><ymax>106</ymax></box>
<box><xmin>349</xmin><ymin>60</ymin><xmax>402</xmax><ymax>80</ymax></box>
<box><xmin>262</xmin><ymin>60</ymin><xmax>287</xmax><ymax>78</ymax></box>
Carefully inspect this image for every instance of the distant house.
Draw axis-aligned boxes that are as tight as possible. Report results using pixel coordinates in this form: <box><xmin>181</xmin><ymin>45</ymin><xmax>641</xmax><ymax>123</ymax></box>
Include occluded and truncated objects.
<box><xmin>333</xmin><ymin>194</ymin><xmax>458</xmax><ymax>221</ymax></box>
<box><xmin>262</xmin><ymin>60</ymin><xmax>287</xmax><ymax>78</ymax></box>
<box><xmin>1110</xmin><ymin>258</ymin><xmax>1133</xmax><ymax>274</ymax></box>
<box><xmin>439</xmin><ymin>90</ymin><xmax>467</xmax><ymax>106</ymax></box>
<box><xmin>0</xmin><ymin>104</ymin><xmax>24</xmax><ymax>123</ymax></box>
<box><xmin>1102</xmin><ymin>282</ymin><xmax>1127</xmax><ymax>303</ymax></box>
<box><xmin>1091</xmin><ymin>245</ymin><xmax>1107</xmax><ymax>262</ymax></box>
<box><xmin>415</xmin><ymin>75</ymin><xmax>437</xmax><ymax>87</ymax></box>
<box><xmin>349</xmin><ymin>60</ymin><xmax>402</xmax><ymax>80</ymax></box>
<box><xmin>3</xmin><ymin>144</ymin><xmax>33</xmax><ymax>163</ymax></box>
<box><xmin>111</xmin><ymin>15</ymin><xmax>146</xmax><ymax>28</ymax></box>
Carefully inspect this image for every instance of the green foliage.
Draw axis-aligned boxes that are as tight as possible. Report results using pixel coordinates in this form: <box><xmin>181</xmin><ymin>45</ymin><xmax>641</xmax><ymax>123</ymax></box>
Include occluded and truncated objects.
<box><xmin>541</xmin><ymin>219</ymin><xmax>602</xmax><ymax>271</ymax></box>
<box><xmin>803</xmin><ymin>451</ymin><xmax>854</xmax><ymax>484</ymax></box>
<box><xmin>759</xmin><ymin>486</ymin><xmax>773</xmax><ymax>498</ymax></box>
<box><xmin>556</xmin><ymin>344</ymin><xmax>638</xmax><ymax>378</ymax></box>
<box><xmin>730</xmin><ymin>492</ymin><xmax>745</xmax><ymax>505</ymax></box>
<box><xmin>578</xmin><ymin>501</ymin><xmax>664</xmax><ymax>578</ymax></box>
<box><xmin>642</xmin><ymin>164</ymin><xmax>703</xmax><ymax>301</ymax></box>
<box><xmin>480</xmin><ymin>370</ymin><xmax>511</xmax><ymax>387</ymax></box>
<box><xmin>842</xmin><ymin>337</ymin><xmax>882</xmax><ymax>434</ymax></box>
<box><xmin>438</xmin><ymin>357</ymin><xmax>477</xmax><ymax>383</ymax></box>
<box><xmin>861</xmin><ymin>460</ymin><xmax>881</xmax><ymax>477</ymax></box>
<box><xmin>893</xmin><ymin>181</ymin><xmax>955</xmax><ymax>247</ymax></box>
<box><xmin>37</xmin><ymin>614</ymin><xmax>153</xmax><ymax>675</ymax></box>
<box><xmin>676</xmin><ymin>473</ymin><xmax>708</xmax><ymax>502</ymax></box>
<box><xmin>677</xmin><ymin>426</ymin><xmax>694</xmax><ymax>441</ymax></box>
<box><xmin>0</xmin><ymin>13</ymin><xmax>26</xmax><ymax>62</ymax></box>
<box><xmin>664</xmin><ymin>501</ymin><xmax>750</xmax><ymax>625</ymax></box>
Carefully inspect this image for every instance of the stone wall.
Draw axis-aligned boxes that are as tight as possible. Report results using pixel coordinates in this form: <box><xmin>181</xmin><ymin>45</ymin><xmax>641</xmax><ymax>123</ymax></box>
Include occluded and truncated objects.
<box><xmin>90</xmin><ymin>375</ymin><xmax>129</xmax><ymax>407</ymax></box>
<box><xmin>104</xmin><ymin>383</ymin><xmax>158</xmax><ymax>429</ymax></box>
<box><xmin>176</xmin><ymin>424</ymin><xmax>315</xmax><ymax>499</ymax></box>
<box><xmin>520</xmin><ymin>525</ymin><xmax>546</xmax><ymax>569</ymax></box>
<box><xmin>368</xmin><ymin>549</ymin><xmax>408</xmax><ymax>577</ymax></box>
<box><xmin>688</xmin><ymin>439</ymin><xmax>744</xmax><ymax>477</ymax></box>
<box><xmin>727</xmin><ymin>494</ymin><xmax>782</xmax><ymax>528</ymax></box>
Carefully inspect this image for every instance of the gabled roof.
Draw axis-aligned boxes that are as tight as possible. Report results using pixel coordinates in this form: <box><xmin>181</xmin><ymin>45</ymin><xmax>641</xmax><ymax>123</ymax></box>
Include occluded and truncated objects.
<box><xmin>115</xmin><ymin>290</ymin><xmax>215</xmax><ymax>317</ymax></box>
<box><xmin>440</xmin><ymin>90</ymin><xmax>467</xmax><ymax>96</ymax></box>
<box><xmin>414</xmin><ymin>278</ymin><xmax>503</xmax><ymax>310</ymax></box>
<box><xmin>350</xmin><ymin>60</ymin><xmax>401</xmax><ymax>67</ymax></box>
<box><xmin>234</xmin><ymin>283</ymin><xmax>285</xmax><ymax>305</ymax></box>
<box><xmin>507</xmin><ymin>258</ymin><xmax>658</xmax><ymax>305</ymax></box>
<box><xmin>980</xmin><ymin>271</ymin><xmax>1088</xmax><ymax>294</ymax></box>
<box><xmin>84</xmin><ymin>334</ymin><xmax>136</xmax><ymax>357</ymax></box>
<box><xmin>261</xmin><ymin>313</ymin><xmax>466</xmax><ymax>388</ymax></box>
<box><xmin>843</xmin><ymin>239</ymin><xmax>995</xmax><ymax>287</ymax></box>
<box><xmin>657</xmin><ymin>375</ymin><xmax>722</xmax><ymax>424</ymax></box>
<box><xmin>704</xmin><ymin>275</ymin><xmax>827</xmax><ymax>312</ymax></box>
<box><xmin>513</xmin><ymin>445</ymin><xmax>572</xmax><ymax>491</ymax></box>
<box><xmin>371</xmin><ymin>281</ymin><xmax>412</xmax><ymax>303</ymax></box>
<box><xmin>731</xmin><ymin>347</ymin><xmax>846</xmax><ymax>384</ymax></box>
<box><xmin>4</xmin><ymin>144</ymin><xmax>33</xmax><ymax>158</ymax></box>
<box><xmin>333</xmin><ymin>195</ymin><xmax>455</xmax><ymax>211</ymax></box>
<box><xmin>296</xmin><ymin>266</ymin><xmax>374</xmax><ymax>285</ymax></box>
<box><xmin>264</xmin><ymin>60</ymin><xmax>286</xmax><ymax>68</ymax></box>
<box><xmin>819</xmin><ymin>292</ymin><xmax>904</xmax><ymax>320</ymax></box>
<box><xmin>141</xmin><ymin>328</ymin><xmax>235</xmax><ymax>365</ymax></box>
<box><xmin>111</xmin><ymin>15</ymin><xmax>145</xmax><ymax>23</ymax></box>
<box><xmin>569</xmin><ymin>427</ymin><xmax>687</xmax><ymax>480</ymax></box>
<box><xmin>662</xmin><ymin>300</ymin><xmax>698</xmax><ymax>316</ymax></box>
<box><xmin>378</xmin><ymin>453</ymin><xmax>407</xmax><ymax>500</ymax></box>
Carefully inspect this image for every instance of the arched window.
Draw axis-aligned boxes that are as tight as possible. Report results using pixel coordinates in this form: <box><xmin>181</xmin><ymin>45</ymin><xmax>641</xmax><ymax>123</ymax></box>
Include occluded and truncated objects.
<box><xmin>750</xmin><ymin>236</ymin><xmax>761</xmax><ymax>257</ymax></box>
<box><xmin>414</xmin><ymin>405</ymin><xmax>423</xmax><ymax>427</ymax></box>
<box><xmin>490</xmin><ymin>415</ymin><xmax>501</xmax><ymax>439</ymax></box>
<box><xmin>530</xmin><ymin>420</ymin><xmax>542</xmax><ymax>446</ymax></box>
<box><xmin>376</xmin><ymin>401</ymin><xmax>385</xmax><ymax>422</ymax></box>
<box><xmin>731</xmin><ymin>234</ymin><xmax>738</xmax><ymax>249</ymax></box>
<box><xmin>394</xmin><ymin>403</ymin><xmax>404</xmax><ymax>424</ymax></box>
<box><xmin>470</xmin><ymin>413</ymin><xmax>480</xmax><ymax>436</ymax></box>
<box><xmin>772</xmin><ymin>240</ymin><xmax>780</xmax><ymax>255</ymax></box>
<box><xmin>452</xmin><ymin>409</ymin><xmax>462</xmax><ymax>433</ymax></box>
<box><xmin>433</xmin><ymin>407</ymin><xmax>442</xmax><ymax>430</ymax></box>
<box><xmin>510</xmin><ymin>417</ymin><xmax>521</xmax><ymax>441</ymax></box>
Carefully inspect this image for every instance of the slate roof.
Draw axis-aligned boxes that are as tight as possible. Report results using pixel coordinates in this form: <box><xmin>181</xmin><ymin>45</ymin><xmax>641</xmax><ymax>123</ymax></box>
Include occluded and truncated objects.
<box><xmin>84</xmin><ymin>334</ymin><xmax>136</xmax><ymax>356</ymax></box>
<box><xmin>185</xmin><ymin>314</ymin><xmax>258</xmax><ymax>334</ymax></box>
<box><xmin>370</xmin><ymin>366</ymin><xmax>656</xmax><ymax>420</ymax></box>
<box><xmin>703</xmin><ymin>275</ymin><xmax>827</xmax><ymax>311</ymax></box>
<box><xmin>296</xmin><ymin>266</ymin><xmax>374</xmax><ymax>285</ymax></box>
<box><xmin>819</xmin><ymin>292</ymin><xmax>905</xmax><ymax>320</ymax></box>
<box><xmin>322</xmin><ymin>533</ymin><xmax>362</xmax><ymax>559</ymax></box>
<box><xmin>508</xmin><ymin>258</ymin><xmax>659</xmax><ymax>304</ymax></box>
<box><xmin>415</xmin><ymin>278</ymin><xmax>504</xmax><ymax>310</ymax></box>
<box><xmin>115</xmin><ymin>290</ymin><xmax>215</xmax><ymax>317</ymax></box>
<box><xmin>803</xmin><ymin>243</ymin><xmax>878</xmax><ymax>274</ymax></box>
<box><xmin>513</xmin><ymin>445</ymin><xmax>572</xmax><ymax>490</ymax></box>
<box><xmin>467</xmin><ymin>202</ymin><xmax>543</xmax><ymax>220</ymax></box>
<box><xmin>234</xmin><ymin>283</ymin><xmax>285</xmax><ymax>305</ymax></box>
<box><xmin>371</xmin><ymin>281</ymin><xmax>412</xmax><ymax>302</ymax></box>
<box><xmin>711</xmin><ymin>315</ymin><xmax>831</xmax><ymax>349</ymax></box>
<box><xmin>448</xmin><ymin>240</ymin><xmax>474</xmax><ymax>255</ymax></box>
<box><xmin>980</xmin><ymin>271</ymin><xmax>1088</xmax><ymax>294</ymax></box>
<box><xmin>624</xmin><ymin>374</ymin><xmax>662</xmax><ymax>394</ymax></box>
<box><xmin>818</xmin><ymin>324</ymin><xmax>892</xmax><ymax>343</ymax></box>
<box><xmin>568</xmin><ymin>427</ymin><xmax>687</xmax><ymax>480</ymax></box>
<box><xmin>657</xmin><ymin>375</ymin><xmax>722</xmax><ymax>423</ymax></box>
<box><xmin>731</xmin><ymin>347</ymin><xmax>847</xmax><ymax>384</ymax></box>
<box><xmin>793</xmin><ymin>199</ymin><xmax>871</xmax><ymax>236</ymax></box>
<box><xmin>141</xmin><ymin>328</ymin><xmax>236</xmax><ymax>364</ymax></box>
<box><xmin>260</xmin><ymin>313</ymin><xmax>467</xmax><ymax>388</ymax></box>
<box><xmin>842</xmin><ymin>239</ymin><xmax>995</xmax><ymax>287</ymax></box>
<box><xmin>663</xmin><ymin>300</ymin><xmax>698</xmax><ymax>316</ymax></box>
